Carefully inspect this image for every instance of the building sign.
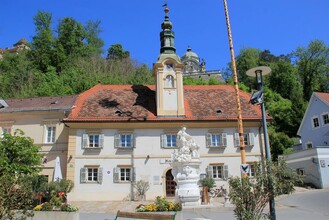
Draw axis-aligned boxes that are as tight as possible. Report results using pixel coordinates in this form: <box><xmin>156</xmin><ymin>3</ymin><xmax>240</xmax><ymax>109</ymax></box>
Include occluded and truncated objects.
<box><xmin>160</xmin><ymin>159</ymin><xmax>173</xmax><ymax>164</ymax></box>
<box><xmin>241</xmin><ymin>164</ymin><xmax>250</xmax><ymax>174</ymax></box>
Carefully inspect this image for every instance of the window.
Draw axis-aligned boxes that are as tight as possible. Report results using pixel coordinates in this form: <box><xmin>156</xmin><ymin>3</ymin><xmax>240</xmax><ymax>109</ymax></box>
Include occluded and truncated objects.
<box><xmin>206</xmin><ymin>133</ymin><xmax>227</xmax><ymax>147</ymax></box>
<box><xmin>296</xmin><ymin>168</ymin><xmax>305</xmax><ymax>176</ymax></box>
<box><xmin>2</xmin><ymin>127</ymin><xmax>11</xmax><ymax>134</ymax></box>
<box><xmin>306</xmin><ymin>142</ymin><xmax>313</xmax><ymax>149</ymax></box>
<box><xmin>46</xmin><ymin>126</ymin><xmax>56</xmax><ymax>143</ymax></box>
<box><xmin>322</xmin><ymin>113</ymin><xmax>329</xmax><ymax>125</ymax></box>
<box><xmin>161</xmin><ymin>134</ymin><xmax>177</xmax><ymax>148</ymax></box>
<box><xmin>114</xmin><ymin>133</ymin><xmax>134</xmax><ymax>148</ymax></box>
<box><xmin>312</xmin><ymin>117</ymin><xmax>320</xmax><ymax>128</ymax></box>
<box><xmin>113</xmin><ymin>167</ymin><xmax>135</xmax><ymax>183</ymax></box>
<box><xmin>207</xmin><ymin>165</ymin><xmax>228</xmax><ymax>179</ymax></box>
<box><xmin>82</xmin><ymin>134</ymin><xmax>104</xmax><ymax>149</ymax></box>
<box><xmin>247</xmin><ymin>163</ymin><xmax>256</xmax><ymax>177</ymax></box>
<box><xmin>80</xmin><ymin>167</ymin><xmax>103</xmax><ymax>184</ymax></box>
<box><xmin>234</xmin><ymin>132</ymin><xmax>255</xmax><ymax>147</ymax></box>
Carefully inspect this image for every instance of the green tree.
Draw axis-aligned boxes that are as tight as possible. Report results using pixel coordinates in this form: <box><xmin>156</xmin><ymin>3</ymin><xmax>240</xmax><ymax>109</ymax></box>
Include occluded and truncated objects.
<box><xmin>30</xmin><ymin>11</ymin><xmax>54</xmax><ymax>73</ymax></box>
<box><xmin>106</xmin><ymin>44</ymin><xmax>130</xmax><ymax>60</ymax></box>
<box><xmin>293</xmin><ymin>40</ymin><xmax>329</xmax><ymax>100</ymax></box>
<box><xmin>269</xmin><ymin>128</ymin><xmax>294</xmax><ymax>161</ymax></box>
<box><xmin>84</xmin><ymin>20</ymin><xmax>104</xmax><ymax>56</ymax></box>
<box><xmin>0</xmin><ymin>130</ymin><xmax>42</xmax><ymax>220</ymax></box>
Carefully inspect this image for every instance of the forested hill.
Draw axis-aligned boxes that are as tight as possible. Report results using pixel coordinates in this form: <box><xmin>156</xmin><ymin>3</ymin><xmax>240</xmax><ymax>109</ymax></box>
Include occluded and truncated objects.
<box><xmin>1</xmin><ymin>11</ymin><xmax>328</xmax><ymax>159</ymax></box>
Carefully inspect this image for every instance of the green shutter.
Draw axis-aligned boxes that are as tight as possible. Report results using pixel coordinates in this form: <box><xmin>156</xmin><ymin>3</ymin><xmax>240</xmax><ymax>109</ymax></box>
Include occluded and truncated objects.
<box><xmin>223</xmin><ymin>165</ymin><xmax>228</xmax><ymax>179</ymax></box>
<box><xmin>249</xmin><ymin>133</ymin><xmax>255</xmax><ymax>146</ymax></box>
<box><xmin>114</xmin><ymin>134</ymin><xmax>121</xmax><ymax>148</ymax></box>
<box><xmin>234</xmin><ymin>133</ymin><xmax>240</xmax><ymax>147</ymax></box>
<box><xmin>221</xmin><ymin>133</ymin><xmax>227</xmax><ymax>147</ymax></box>
<box><xmin>206</xmin><ymin>166</ymin><xmax>213</xmax><ymax>178</ymax></box>
<box><xmin>99</xmin><ymin>134</ymin><xmax>104</xmax><ymax>148</ymax></box>
<box><xmin>161</xmin><ymin>134</ymin><xmax>167</xmax><ymax>148</ymax></box>
<box><xmin>82</xmin><ymin>134</ymin><xmax>89</xmax><ymax>148</ymax></box>
<box><xmin>113</xmin><ymin>167</ymin><xmax>120</xmax><ymax>183</ymax></box>
<box><xmin>131</xmin><ymin>134</ymin><xmax>134</xmax><ymax>148</ymax></box>
<box><xmin>131</xmin><ymin>167</ymin><xmax>136</xmax><ymax>182</ymax></box>
<box><xmin>206</xmin><ymin>133</ymin><xmax>212</xmax><ymax>147</ymax></box>
<box><xmin>80</xmin><ymin>167</ymin><xmax>87</xmax><ymax>183</ymax></box>
<box><xmin>97</xmin><ymin>167</ymin><xmax>103</xmax><ymax>184</ymax></box>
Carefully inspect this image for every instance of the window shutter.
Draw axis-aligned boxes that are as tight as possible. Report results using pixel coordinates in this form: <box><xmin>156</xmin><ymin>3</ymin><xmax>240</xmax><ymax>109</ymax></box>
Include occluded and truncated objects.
<box><xmin>221</xmin><ymin>133</ymin><xmax>227</xmax><ymax>147</ymax></box>
<box><xmin>223</xmin><ymin>165</ymin><xmax>228</xmax><ymax>179</ymax></box>
<box><xmin>206</xmin><ymin>133</ymin><xmax>212</xmax><ymax>147</ymax></box>
<box><xmin>249</xmin><ymin>133</ymin><xmax>255</xmax><ymax>146</ymax></box>
<box><xmin>114</xmin><ymin>134</ymin><xmax>121</xmax><ymax>148</ymax></box>
<box><xmin>82</xmin><ymin>134</ymin><xmax>89</xmax><ymax>149</ymax></box>
<box><xmin>206</xmin><ymin>166</ymin><xmax>213</xmax><ymax>178</ymax></box>
<box><xmin>161</xmin><ymin>134</ymin><xmax>167</xmax><ymax>148</ymax></box>
<box><xmin>97</xmin><ymin>167</ymin><xmax>103</xmax><ymax>184</ymax></box>
<box><xmin>113</xmin><ymin>167</ymin><xmax>120</xmax><ymax>183</ymax></box>
<box><xmin>99</xmin><ymin>134</ymin><xmax>104</xmax><ymax>148</ymax></box>
<box><xmin>234</xmin><ymin>133</ymin><xmax>240</xmax><ymax>147</ymax></box>
<box><xmin>131</xmin><ymin>134</ymin><xmax>135</xmax><ymax>148</ymax></box>
<box><xmin>131</xmin><ymin>167</ymin><xmax>136</xmax><ymax>182</ymax></box>
<box><xmin>80</xmin><ymin>168</ymin><xmax>87</xmax><ymax>183</ymax></box>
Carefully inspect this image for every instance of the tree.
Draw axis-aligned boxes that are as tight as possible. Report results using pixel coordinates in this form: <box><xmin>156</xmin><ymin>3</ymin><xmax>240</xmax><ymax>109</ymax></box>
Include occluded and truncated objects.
<box><xmin>0</xmin><ymin>130</ymin><xmax>42</xmax><ymax>220</ymax></box>
<box><xmin>30</xmin><ymin>11</ymin><xmax>54</xmax><ymax>73</ymax></box>
<box><xmin>84</xmin><ymin>20</ymin><xmax>104</xmax><ymax>56</ymax></box>
<box><xmin>228</xmin><ymin>160</ymin><xmax>302</xmax><ymax>220</ymax></box>
<box><xmin>106</xmin><ymin>44</ymin><xmax>130</xmax><ymax>60</ymax></box>
<box><xmin>293</xmin><ymin>40</ymin><xmax>329</xmax><ymax>100</ymax></box>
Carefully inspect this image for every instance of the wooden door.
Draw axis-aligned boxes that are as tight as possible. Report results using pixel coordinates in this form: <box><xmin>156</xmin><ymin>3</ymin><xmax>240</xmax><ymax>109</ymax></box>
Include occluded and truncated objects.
<box><xmin>165</xmin><ymin>169</ymin><xmax>176</xmax><ymax>197</ymax></box>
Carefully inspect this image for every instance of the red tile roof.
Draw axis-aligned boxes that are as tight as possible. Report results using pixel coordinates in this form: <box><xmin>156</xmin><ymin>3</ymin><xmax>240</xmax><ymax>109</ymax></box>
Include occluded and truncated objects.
<box><xmin>64</xmin><ymin>84</ymin><xmax>263</xmax><ymax>122</ymax></box>
<box><xmin>315</xmin><ymin>92</ymin><xmax>329</xmax><ymax>105</ymax></box>
<box><xmin>1</xmin><ymin>95</ymin><xmax>78</xmax><ymax>113</ymax></box>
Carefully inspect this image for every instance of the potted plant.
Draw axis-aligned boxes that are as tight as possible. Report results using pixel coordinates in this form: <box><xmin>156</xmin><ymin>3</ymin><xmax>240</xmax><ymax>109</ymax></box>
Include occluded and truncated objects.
<box><xmin>200</xmin><ymin>177</ymin><xmax>216</xmax><ymax>204</ymax></box>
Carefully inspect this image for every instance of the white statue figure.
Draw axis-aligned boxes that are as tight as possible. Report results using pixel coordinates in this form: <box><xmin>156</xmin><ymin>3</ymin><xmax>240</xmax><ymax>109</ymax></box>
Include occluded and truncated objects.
<box><xmin>174</xmin><ymin>127</ymin><xmax>200</xmax><ymax>162</ymax></box>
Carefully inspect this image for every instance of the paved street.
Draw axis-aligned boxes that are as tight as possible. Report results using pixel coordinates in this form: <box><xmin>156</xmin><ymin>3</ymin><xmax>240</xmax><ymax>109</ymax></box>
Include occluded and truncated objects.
<box><xmin>77</xmin><ymin>188</ymin><xmax>329</xmax><ymax>220</ymax></box>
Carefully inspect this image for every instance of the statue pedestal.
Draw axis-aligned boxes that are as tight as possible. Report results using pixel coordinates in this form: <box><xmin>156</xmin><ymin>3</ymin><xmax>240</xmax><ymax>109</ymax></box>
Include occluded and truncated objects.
<box><xmin>171</xmin><ymin>160</ymin><xmax>201</xmax><ymax>207</ymax></box>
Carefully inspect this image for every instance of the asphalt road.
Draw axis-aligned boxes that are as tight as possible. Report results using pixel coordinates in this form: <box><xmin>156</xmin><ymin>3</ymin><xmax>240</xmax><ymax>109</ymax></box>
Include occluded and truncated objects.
<box><xmin>79</xmin><ymin>188</ymin><xmax>329</xmax><ymax>220</ymax></box>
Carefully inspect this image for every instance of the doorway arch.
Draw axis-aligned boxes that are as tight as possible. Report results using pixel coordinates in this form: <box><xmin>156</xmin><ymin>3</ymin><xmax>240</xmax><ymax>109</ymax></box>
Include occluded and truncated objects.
<box><xmin>165</xmin><ymin>169</ymin><xmax>176</xmax><ymax>197</ymax></box>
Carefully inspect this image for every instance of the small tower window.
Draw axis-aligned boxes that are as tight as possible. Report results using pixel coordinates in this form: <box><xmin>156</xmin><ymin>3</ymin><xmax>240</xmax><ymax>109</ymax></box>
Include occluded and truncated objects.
<box><xmin>166</xmin><ymin>75</ymin><xmax>174</xmax><ymax>88</ymax></box>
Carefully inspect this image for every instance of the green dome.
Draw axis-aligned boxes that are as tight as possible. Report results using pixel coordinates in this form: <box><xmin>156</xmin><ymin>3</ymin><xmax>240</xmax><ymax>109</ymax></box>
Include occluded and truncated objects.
<box><xmin>181</xmin><ymin>47</ymin><xmax>200</xmax><ymax>63</ymax></box>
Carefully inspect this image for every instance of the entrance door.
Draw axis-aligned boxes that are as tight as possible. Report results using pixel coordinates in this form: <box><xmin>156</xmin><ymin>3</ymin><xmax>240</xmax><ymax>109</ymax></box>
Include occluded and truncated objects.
<box><xmin>165</xmin><ymin>169</ymin><xmax>176</xmax><ymax>197</ymax></box>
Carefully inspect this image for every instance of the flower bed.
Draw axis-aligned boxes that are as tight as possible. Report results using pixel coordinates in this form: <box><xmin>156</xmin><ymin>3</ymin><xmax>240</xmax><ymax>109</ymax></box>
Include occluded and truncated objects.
<box><xmin>136</xmin><ymin>196</ymin><xmax>182</xmax><ymax>212</ymax></box>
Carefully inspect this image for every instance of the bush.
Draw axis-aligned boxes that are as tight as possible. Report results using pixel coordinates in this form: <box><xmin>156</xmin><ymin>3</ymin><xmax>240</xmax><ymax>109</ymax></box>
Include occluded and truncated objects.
<box><xmin>40</xmin><ymin>202</ymin><xmax>53</xmax><ymax>211</ymax></box>
<box><xmin>61</xmin><ymin>204</ymin><xmax>79</xmax><ymax>212</ymax></box>
<box><xmin>200</xmin><ymin>177</ymin><xmax>216</xmax><ymax>190</ymax></box>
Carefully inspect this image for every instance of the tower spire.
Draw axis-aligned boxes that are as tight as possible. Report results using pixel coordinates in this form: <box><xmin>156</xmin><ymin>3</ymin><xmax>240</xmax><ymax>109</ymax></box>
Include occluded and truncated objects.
<box><xmin>160</xmin><ymin>4</ymin><xmax>176</xmax><ymax>54</ymax></box>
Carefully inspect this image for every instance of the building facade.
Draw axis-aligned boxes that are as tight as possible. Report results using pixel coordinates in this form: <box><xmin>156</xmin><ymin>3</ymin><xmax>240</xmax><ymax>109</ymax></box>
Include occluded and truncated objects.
<box><xmin>282</xmin><ymin>92</ymin><xmax>329</xmax><ymax>188</ymax></box>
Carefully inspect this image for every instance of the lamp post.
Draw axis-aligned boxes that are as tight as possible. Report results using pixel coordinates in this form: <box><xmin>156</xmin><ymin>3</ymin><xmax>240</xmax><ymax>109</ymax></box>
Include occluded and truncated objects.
<box><xmin>246</xmin><ymin>66</ymin><xmax>276</xmax><ymax>220</ymax></box>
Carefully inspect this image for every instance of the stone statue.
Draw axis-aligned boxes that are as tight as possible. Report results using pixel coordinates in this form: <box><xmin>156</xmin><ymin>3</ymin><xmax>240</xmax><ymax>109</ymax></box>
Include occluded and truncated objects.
<box><xmin>171</xmin><ymin>127</ymin><xmax>201</xmax><ymax>207</ymax></box>
<box><xmin>173</xmin><ymin>127</ymin><xmax>200</xmax><ymax>163</ymax></box>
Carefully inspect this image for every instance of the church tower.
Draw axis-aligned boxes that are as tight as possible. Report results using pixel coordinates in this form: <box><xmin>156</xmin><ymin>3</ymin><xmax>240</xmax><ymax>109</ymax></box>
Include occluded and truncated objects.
<box><xmin>153</xmin><ymin>5</ymin><xmax>185</xmax><ymax>117</ymax></box>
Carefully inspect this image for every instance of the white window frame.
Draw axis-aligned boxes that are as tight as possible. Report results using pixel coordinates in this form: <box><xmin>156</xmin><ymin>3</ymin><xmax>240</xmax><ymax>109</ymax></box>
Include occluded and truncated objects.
<box><xmin>113</xmin><ymin>167</ymin><xmax>135</xmax><ymax>183</ymax></box>
<box><xmin>312</xmin><ymin>116</ymin><xmax>320</xmax><ymax>128</ymax></box>
<box><xmin>322</xmin><ymin>113</ymin><xmax>329</xmax><ymax>126</ymax></box>
<box><xmin>80</xmin><ymin>166</ymin><xmax>103</xmax><ymax>184</ymax></box>
<box><xmin>206</xmin><ymin>133</ymin><xmax>227</xmax><ymax>148</ymax></box>
<box><xmin>247</xmin><ymin>163</ymin><xmax>256</xmax><ymax>177</ymax></box>
<box><xmin>45</xmin><ymin>125</ymin><xmax>56</xmax><ymax>143</ymax></box>
<box><xmin>234</xmin><ymin>132</ymin><xmax>255</xmax><ymax>147</ymax></box>
<box><xmin>82</xmin><ymin>133</ymin><xmax>104</xmax><ymax>149</ymax></box>
<box><xmin>114</xmin><ymin>133</ymin><xmax>134</xmax><ymax>148</ymax></box>
<box><xmin>207</xmin><ymin>164</ymin><xmax>228</xmax><ymax>180</ymax></box>
<box><xmin>161</xmin><ymin>133</ymin><xmax>177</xmax><ymax>148</ymax></box>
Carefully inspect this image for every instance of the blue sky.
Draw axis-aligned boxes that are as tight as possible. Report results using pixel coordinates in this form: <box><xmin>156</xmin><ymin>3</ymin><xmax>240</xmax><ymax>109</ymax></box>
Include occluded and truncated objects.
<box><xmin>1</xmin><ymin>0</ymin><xmax>328</xmax><ymax>71</ymax></box>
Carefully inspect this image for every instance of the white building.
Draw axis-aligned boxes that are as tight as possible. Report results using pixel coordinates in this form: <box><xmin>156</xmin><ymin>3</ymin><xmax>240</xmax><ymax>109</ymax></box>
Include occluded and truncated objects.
<box><xmin>282</xmin><ymin>92</ymin><xmax>329</xmax><ymax>188</ymax></box>
<box><xmin>64</xmin><ymin>6</ymin><xmax>266</xmax><ymax>201</ymax></box>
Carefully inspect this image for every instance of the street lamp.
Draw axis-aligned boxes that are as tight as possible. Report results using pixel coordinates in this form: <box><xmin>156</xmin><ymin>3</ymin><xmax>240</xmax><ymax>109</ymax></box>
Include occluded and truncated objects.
<box><xmin>246</xmin><ymin>66</ymin><xmax>276</xmax><ymax>220</ymax></box>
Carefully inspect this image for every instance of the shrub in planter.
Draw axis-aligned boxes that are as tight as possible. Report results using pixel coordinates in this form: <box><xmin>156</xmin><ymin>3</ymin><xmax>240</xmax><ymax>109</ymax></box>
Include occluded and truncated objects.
<box><xmin>40</xmin><ymin>202</ymin><xmax>52</xmax><ymax>211</ymax></box>
<box><xmin>61</xmin><ymin>204</ymin><xmax>79</xmax><ymax>212</ymax></box>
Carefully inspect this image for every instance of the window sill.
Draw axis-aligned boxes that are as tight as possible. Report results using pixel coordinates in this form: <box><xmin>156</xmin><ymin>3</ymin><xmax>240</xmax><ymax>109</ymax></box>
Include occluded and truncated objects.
<box><xmin>83</xmin><ymin>147</ymin><xmax>103</xmax><ymax>150</ymax></box>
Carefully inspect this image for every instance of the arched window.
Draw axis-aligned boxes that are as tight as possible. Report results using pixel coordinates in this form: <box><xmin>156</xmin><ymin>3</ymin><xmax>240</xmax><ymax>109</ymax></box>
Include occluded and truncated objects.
<box><xmin>166</xmin><ymin>75</ymin><xmax>174</xmax><ymax>88</ymax></box>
